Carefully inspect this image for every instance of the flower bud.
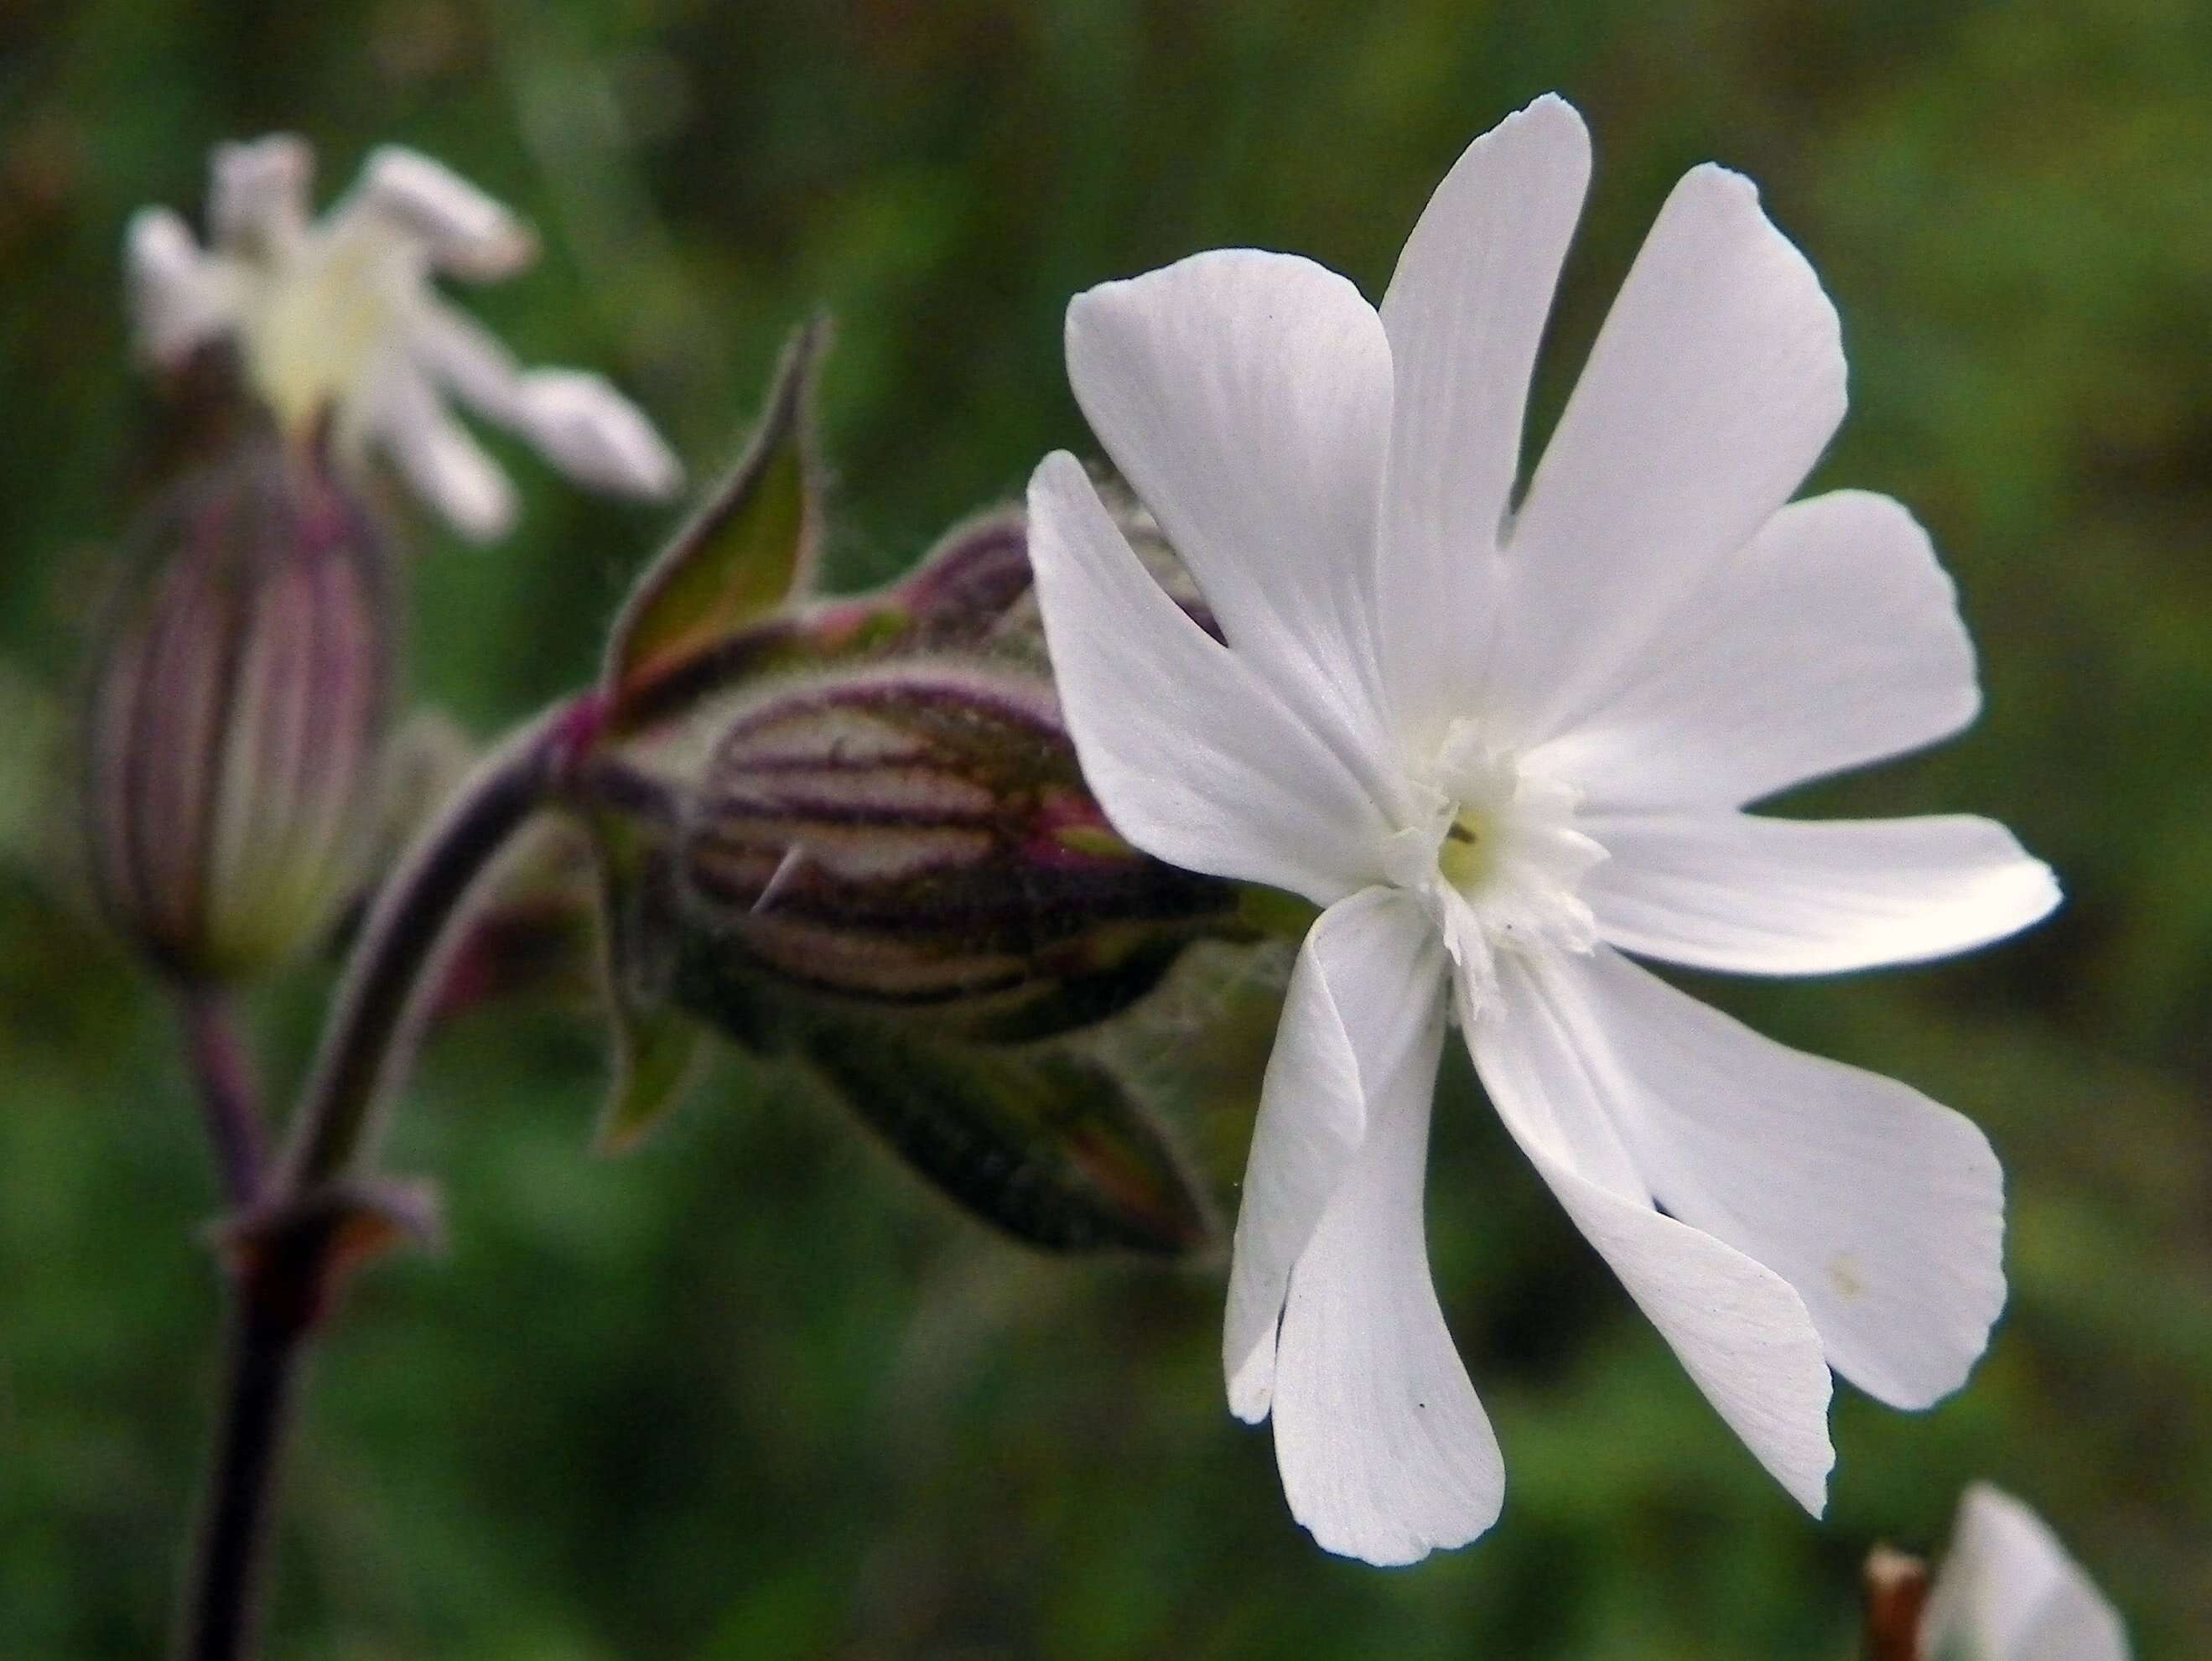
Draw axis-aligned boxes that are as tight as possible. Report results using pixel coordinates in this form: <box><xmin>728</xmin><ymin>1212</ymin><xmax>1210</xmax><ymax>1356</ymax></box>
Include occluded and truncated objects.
<box><xmin>85</xmin><ymin>436</ymin><xmax>392</xmax><ymax>983</ymax></box>
<box><xmin>882</xmin><ymin>511</ymin><xmax>1037</xmax><ymax>651</ymax></box>
<box><xmin>666</xmin><ymin>663</ymin><xmax>1238</xmax><ymax>1045</ymax></box>
<box><xmin>801</xmin><ymin>486</ymin><xmax>1201</xmax><ymax>668</ymax></box>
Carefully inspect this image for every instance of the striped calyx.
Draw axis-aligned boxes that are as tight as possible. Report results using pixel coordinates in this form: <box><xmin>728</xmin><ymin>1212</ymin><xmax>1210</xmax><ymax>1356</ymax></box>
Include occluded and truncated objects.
<box><xmin>84</xmin><ymin>436</ymin><xmax>392</xmax><ymax>984</ymax></box>
<box><xmin>672</xmin><ymin>663</ymin><xmax>1236</xmax><ymax>1044</ymax></box>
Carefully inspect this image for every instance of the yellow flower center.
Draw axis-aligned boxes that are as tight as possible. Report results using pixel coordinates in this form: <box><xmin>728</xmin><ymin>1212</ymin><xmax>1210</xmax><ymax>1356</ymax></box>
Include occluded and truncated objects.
<box><xmin>234</xmin><ymin>225</ymin><xmax>411</xmax><ymax>433</ymax></box>
<box><xmin>1436</xmin><ymin>807</ymin><xmax>1497</xmax><ymax>893</ymax></box>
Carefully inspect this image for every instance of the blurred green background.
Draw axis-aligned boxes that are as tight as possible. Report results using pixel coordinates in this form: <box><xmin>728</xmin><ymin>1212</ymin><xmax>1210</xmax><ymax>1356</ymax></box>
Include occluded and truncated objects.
<box><xmin>3</xmin><ymin>0</ymin><xmax>2209</xmax><ymax>1655</ymax></box>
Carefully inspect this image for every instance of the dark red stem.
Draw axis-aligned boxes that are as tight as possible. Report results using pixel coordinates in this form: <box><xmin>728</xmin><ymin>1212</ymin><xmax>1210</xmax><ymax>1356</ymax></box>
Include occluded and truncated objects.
<box><xmin>179</xmin><ymin>1293</ymin><xmax>307</xmax><ymax>1661</ymax></box>
<box><xmin>180</xmin><ymin>694</ymin><xmax>584</xmax><ymax>1660</ymax></box>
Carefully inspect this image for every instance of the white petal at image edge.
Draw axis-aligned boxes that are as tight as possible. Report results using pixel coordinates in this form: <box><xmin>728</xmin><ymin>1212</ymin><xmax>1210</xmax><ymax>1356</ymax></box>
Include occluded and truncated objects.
<box><xmin>1924</xmin><ymin>1484</ymin><xmax>2130</xmax><ymax>1661</ymax></box>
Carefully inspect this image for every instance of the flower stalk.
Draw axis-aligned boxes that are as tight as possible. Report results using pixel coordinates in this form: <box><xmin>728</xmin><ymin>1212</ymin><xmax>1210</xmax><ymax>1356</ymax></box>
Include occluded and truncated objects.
<box><xmin>114</xmin><ymin>127</ymin><xmax>695</xmax><ymax>1661</ymax></box>
<box><xmin>179</xmin><ymin>693</ymin><xmax>587</xmax><ymax>1661</ymax></box>
<box><xmin>160</xmin><ymin>304</ymin><xmax>1232</xmax><ymax>1653</ymax></box>
<box><xmin>282</xmin><ymin>696</ymin><xmax>586</xmax><ymax>1186</ymax></box>
<box><xmin>174</xmin><ymin>984</ymin><xmax>268</xmax><ymax>1210</ymax></box>
<box><xmin>1862</xmin><ymin>1547</ymin><xmax>1932</xmax><ymax>1661</ymax></box>
<box><xmin>180</xmin><ymin>1293</ymin><xmax>308</xmax><ymax>1661</ymax></box>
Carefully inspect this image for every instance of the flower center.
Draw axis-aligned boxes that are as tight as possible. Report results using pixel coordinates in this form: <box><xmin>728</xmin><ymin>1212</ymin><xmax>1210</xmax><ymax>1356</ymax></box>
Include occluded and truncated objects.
<box><xmin>242</xmin><ymin>236</ymin><xmax>408</xmax><ymax>432</ymax></box>
<box><xmin>1436</xmin><ymin>808</ymin><xmax>1497</xmax><ymax>893</ymax></box>
<box><xmin>1389</xmin><ymin>722</ymin><xmax>1608</xmax><ymax>1011</ymax></box>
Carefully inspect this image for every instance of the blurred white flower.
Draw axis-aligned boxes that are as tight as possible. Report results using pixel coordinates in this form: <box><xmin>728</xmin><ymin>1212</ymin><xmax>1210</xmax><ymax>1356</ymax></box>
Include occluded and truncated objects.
<box><xmin>1922</xmin><ymin>1485</ymin><xmax>2129</xmax><ymax>1660</ymax></box>
<box><xmin>125</xmin><ymin>135</ymin><xmax>682</xmax><ymax>542</ymax></box>
<box><xmin>1026</xmin><ymin>94</ymin><xmax>2060</xmax><ymax>1563</ymax></box>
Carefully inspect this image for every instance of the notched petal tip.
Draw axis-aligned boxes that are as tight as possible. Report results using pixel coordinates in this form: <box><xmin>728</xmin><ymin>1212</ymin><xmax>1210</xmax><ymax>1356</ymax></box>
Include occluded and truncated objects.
<box><xmin>384</xmin><ymin>403</ymin><xmax>520</xmax><ymax>544</ymax></box>
<box><xmin>210</xmin><ymin>133</ymin><xmax>314</xmax><ymax>249</ymax></box>
<box><xmin>2015</xmin><ymin>854</ymin><xmax>2064</xmax><ymax>919</ymax></box>
<box><xmin>1029</xmin><ymin>447</ymin><xmax>1107</xmax><ymax>508</ymax></box>
<box><xmin>1665</xmin><ymin>157</ymin><xmax>1840</xmax><ymax>314</ymax></box>
<box><xmin>1225</xmin><ymin>1339</ymin><xmax>1275</xmax><ymax>1424</ymax></box>
<box><xmin>1301</xmin><ymin>1504</ymin><xmax>1501</xmax><ymax>1570</ymax></box>
<box><xmin>1065</xmin><ymin>246</ymin><xmax>1370</xmax><ymax>354</ymax></box>
<box><xmin>359</xmin><ymin>144</ymin><xmax>537</xmax><ymax>279</ymax></box>
<box><xmin>1674</xmin><ymin>160</ymin><xmax>1845</xmax><ymax>377</ymax></box>
<box><xmin>1479</xmin><ymin>966</ymin><xmax>1841</xmax><ymax>1516</ymax></box>
<box><xmin>1502</xmin><ymin>90</ymin><xmax>1590</xmax><ymax>143</ymax></box>
<box><xmin>1799</xmin><ymin>1465</ymin><xmax>1835</xmax><ymax>1518</ymax></box>
<box><xmin>516</xmin><ymin>369</ymin><xmax>686</xmax><ymax>500</ymax></box>
<box><xmin>125</xmin><ymin>207</ymin><xmax>245</xmax><ymax>371</ymax></box>
<box><xmin>215</xmin><ymin>133</ymin><xmax>312</xmax><ymax>184</ymax></box>
<box><xmin>1681</xmin><ymin>158</ymin><xmax>1759</xmax><ymax>200</ymax></box>
<box><xmin>125</xmin><ymin>205</ymin><xmax>200</xmax><ymax>268</ymax></box>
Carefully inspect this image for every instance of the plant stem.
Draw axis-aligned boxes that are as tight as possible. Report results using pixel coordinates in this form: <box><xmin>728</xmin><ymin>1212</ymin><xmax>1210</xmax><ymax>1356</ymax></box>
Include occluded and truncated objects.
<box><xmin>284</xmin><ymin>698</ymin><xmax>582</xmax><ymax>1187</ymax></box>
<box><xmin>179</xmin><ymin>693</ymin><xmax>593</xmax><ymax>1661</ymax></box>
<box><xmin>175</xmin><ymin>984</ymin><xmax>267</xmax><ymax>1207</ymax></box>
<box><xmin>180</xmin><ymin>1295</ymin><xmax>308</xmax><ymax>1661</ymax></box>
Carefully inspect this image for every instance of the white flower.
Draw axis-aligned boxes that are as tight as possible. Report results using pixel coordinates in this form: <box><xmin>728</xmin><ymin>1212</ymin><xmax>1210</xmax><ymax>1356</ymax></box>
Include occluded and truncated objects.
<box><xmin>1922</xmin><ymin>1485</ymin><xmax>2129</xmax><ymax>1659</ymax></box>
<box><xmin>124</xmin><ymin>134</ymin><xmax>683</xmax><ymax>542</ymax></box>
<box><xmin>1024</xmin><ymin>94</ymin><xmax>2060</xmax><ymax>1563</ymax></box>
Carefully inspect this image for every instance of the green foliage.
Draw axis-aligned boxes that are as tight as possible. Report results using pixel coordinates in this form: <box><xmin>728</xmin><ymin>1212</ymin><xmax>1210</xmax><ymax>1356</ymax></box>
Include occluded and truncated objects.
<box><xmin>3</xmin><ymin>0</ymin><xmax>2209</xmax><ymax>1655</ymax></box>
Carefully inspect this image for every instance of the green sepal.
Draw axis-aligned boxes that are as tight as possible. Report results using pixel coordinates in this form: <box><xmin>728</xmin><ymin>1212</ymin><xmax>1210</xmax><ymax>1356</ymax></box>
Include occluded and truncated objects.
<box><xmin>588</xmin><ymin>810</ymin><xmax>709</xmax><ymax>1154</ymax></box>
<box><xmin>603</xmin><ymin>319</ymin><xmax>827</xmax><ymax>732</ymax></box>
<box><xmin>796</xmin><ymin>1017</ymin><xmax>1214</xmax><ymax>1257</ymax></box>
<box><xmin>598</xmin><ymin>997</ymin><xmax>710</xmax><ymax>1156</ymax></box>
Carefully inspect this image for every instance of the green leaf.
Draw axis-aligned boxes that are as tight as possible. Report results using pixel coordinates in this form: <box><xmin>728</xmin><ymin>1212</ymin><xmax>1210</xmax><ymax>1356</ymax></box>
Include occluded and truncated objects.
<box><xmin>797</xmin><ymin>1019</ymin><xmax>1215</xmax><ymax>1256</ymax></box>
<box><xmin>603</xmin><ymin>319</ymin><xmax>827</xmax><ymax>730</ymax></box>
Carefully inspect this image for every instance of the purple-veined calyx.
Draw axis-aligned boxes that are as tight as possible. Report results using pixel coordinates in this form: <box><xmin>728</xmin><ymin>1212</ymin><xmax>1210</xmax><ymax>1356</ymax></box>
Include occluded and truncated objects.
<box><xmin>84</xmin><ymin>432</ymin><xmax>392</xmax><ymax>984</ymax></box>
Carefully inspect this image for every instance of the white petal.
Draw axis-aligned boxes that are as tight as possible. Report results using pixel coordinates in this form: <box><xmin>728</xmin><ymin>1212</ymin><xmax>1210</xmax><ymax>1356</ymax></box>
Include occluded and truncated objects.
<box><xmin>1473</xmin><ymin>952</ymin><xmax>1835</xmax><ymax>1511</ymax></box>
<box><xmin>367</xmin><ymin>363</ymin><xmax>518</xmax><ymax>542</ymax></box>
<box><xmin>1376</xmin><ymin>94</ymin><xmax>1589</xmax><ymax>743</ymax></box>
<box><xmin>350</xmin><ymin>146</ymin><xmax>536</xmax><ymax>280</ymax></box>
<box><xmin>1445</xmin><ymin>906</ymin><xmax>1646</xmax><ymax>1206</ymax></box>
<box><xmin>1226</xmin><ymin>886</ymin><xmax>1442</xmax><ymax>1420</ymax></box>
<box><xmin>123</xmin><ymin>207</ymin><xmax>238</xmax><ymax>368</ymax></box>
<box><xmin>1522</xmin><ymin>947</ymin><xmax>2005</xmax><ymax>1409</ymax></box>
<box><xmin>1586</xmin><ymin>812</ymin><xmax>2060</xmax><ymax>976</ymax></box>
<box><xmin>408</xmin><ymin>296</ymin><xmax>528</xmax><ymax>424</ymax></box>
<box><xmin>1924</xmin><ymin>1484</ymin><xmax>2131</xmax><ymax>1661</ymax></box>
<box><xmin>1498</xmin><ymin>165</ymin><xmax>1846</xmax><ymax>746</ymax></box>
<box><xmin>1026</xmin><ymin>451</ymin><xmax>1394</xmax><ymax>904</ymax></box>
<box><xmin>511</xmin><ymin>369</ymin><xmax>684</xmax><ymax>499</ymax></box>
<box><xmin>1525</xmin><ymin>492</ymin><xmax>1982</xmax><ymax>810</ymax></box>
<box><xmin>410</xmin><ymin>302</ymin><xmax>680</xmax><ymax>501</ymax></box>
<box><xmin>1065</xmin><ymin>249</ymin><xmax>1399</xmax><ymax>782</ymax></box>
<box><xmin>209</xmin><ymin>133</ymin><xmax>314</xmax><ymax>255</ymax></box>
<box><xmin>1268</xmin><ymin>1004</ymin><xmax>1502</xmax><ymax>1564</ymax></box>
